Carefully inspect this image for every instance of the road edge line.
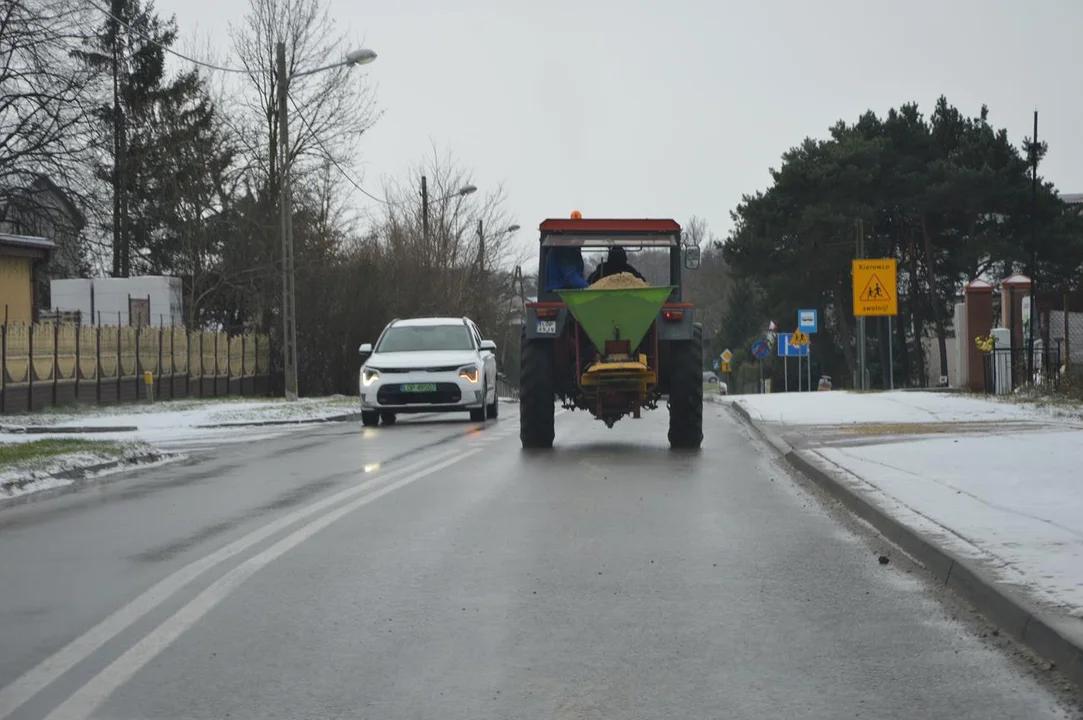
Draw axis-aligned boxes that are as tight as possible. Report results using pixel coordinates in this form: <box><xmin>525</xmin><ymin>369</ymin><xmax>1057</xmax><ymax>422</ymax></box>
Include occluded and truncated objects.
<box><xmin>0</xmin><ymin>448</ymin><xmax>458</xmax><ymax>719</ymax></box>
<box><xmin>727</xmin><ymin>399</ymin><xmax>1083</xmax><ymax>691</ymax></box>
<box><xmin>42</xmin><ymin>448</ymin><xmax>481</xmax><ymax>720</ymax></box>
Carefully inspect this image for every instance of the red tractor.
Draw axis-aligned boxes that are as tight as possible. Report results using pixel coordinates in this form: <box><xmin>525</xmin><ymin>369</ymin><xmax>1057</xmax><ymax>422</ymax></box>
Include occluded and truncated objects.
<box><xmin>519</xmin><ymin>216</ymin><xmax>704</xmax><ymax>449</ymax></box>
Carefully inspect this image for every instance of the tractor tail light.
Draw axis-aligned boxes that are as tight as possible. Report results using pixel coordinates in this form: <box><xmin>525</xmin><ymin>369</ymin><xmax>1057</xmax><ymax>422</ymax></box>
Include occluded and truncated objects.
<box><xmin>663</xmin><ymin>310</ymin><xmax>684</xmax><ymax>321</ymax></box>
<box><xmin>536</xmin><ymin>308</ymin><xmax>559</xmax><ymax>318</ymax></box>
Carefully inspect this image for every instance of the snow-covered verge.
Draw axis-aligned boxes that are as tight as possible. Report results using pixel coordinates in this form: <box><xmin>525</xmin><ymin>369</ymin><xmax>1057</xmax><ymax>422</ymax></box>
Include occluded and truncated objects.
<box><xmin>813</xmin><ymin>430</ymin><xmax>1083</xmax><ymax>617</ymax></box>
<box><xmin>729</xmin><ymin>390</ymin><xmax>1083</xmax><ymax>620</ymax></box>
<box><xmin>0</xmin><ymin>439</ymin><xmax>179</xmax><ymax>500</ymax></box>
<box><xmin>1</xmin><ymin>394</ymin><xmax>357</xmax><ymax>430</ymax></box>
<box><xmin>0</xmin><ymin>396</ymin><xmax>359</xmax><ymax>498</ymax></box>
<box><xmin>725</xmin><ymin>389</ymin><xmax>1083</xmax><ymax>427</ymax></box>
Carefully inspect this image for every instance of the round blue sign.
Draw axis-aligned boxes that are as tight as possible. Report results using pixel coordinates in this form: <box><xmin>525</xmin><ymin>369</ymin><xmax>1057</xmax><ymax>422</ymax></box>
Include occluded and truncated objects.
<box><xmin>751</xmin><ymin>339</ymin><xmax>769</xmax><ymax>359</ymax></box>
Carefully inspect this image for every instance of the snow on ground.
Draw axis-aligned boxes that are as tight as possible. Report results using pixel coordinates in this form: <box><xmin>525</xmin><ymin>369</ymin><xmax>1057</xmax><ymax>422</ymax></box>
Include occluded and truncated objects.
<box><xmin>727</xmin><ymin>389</ymin><xmax>1083</xmax><ymax>426</ymax></box>
<box><xmin>729</xmin><ymin>389</ymin><xmax>1083</xmax><ymax>619</ymax></box>
<box><xmin>816</xmin><ymin>430</ymin><xmax>1083</xmax><ymax>617</ymax></box>
<box><xmin>0</xmin><ymin>395</ymin><xmax>358</xmax><ymax>446</ymax></box>
<box><xmin>0</xmin><ymin>444</ymin><xmax>181</xmax><ymax>499</ymax></box>
<box><xmin>0</xmin><ymin>395</ymin><xmax>359</xmax><ymax>498</ymax></box>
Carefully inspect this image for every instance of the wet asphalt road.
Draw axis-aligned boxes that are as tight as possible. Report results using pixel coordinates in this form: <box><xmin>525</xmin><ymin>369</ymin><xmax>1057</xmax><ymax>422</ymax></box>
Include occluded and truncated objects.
<box><xmin>0</xmin><ymin>402</ymin><xmax>1079</xmax><ymax>719</ymax></box>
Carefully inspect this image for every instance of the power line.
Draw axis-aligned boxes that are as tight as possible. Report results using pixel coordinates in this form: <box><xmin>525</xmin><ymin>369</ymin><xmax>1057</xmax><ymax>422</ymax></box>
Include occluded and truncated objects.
<box><xmin>83</xmin><ymin>0</ymin><xmax>247</xmax><ymax>74</ymax></box>
<box><xmin>286</xmin><ymin>93</ymin><xmax>389</xmax><ymax>205</ymax></box>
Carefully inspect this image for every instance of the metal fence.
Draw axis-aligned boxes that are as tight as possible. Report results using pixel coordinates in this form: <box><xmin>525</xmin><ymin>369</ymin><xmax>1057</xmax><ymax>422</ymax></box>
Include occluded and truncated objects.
<box><xmin>982</xmin><ymin>344</ymin><xmax>1062</xmax><ymax>396</ymax></box>
<box><xmin>0</xmin><ymin>322</ymin><xmax>271</xmax><ymax>414</ymax></box>
<box><xmin>496</xmin><ymin>375</ymin><xmax>519</xmax><ymax>400</ymax></box>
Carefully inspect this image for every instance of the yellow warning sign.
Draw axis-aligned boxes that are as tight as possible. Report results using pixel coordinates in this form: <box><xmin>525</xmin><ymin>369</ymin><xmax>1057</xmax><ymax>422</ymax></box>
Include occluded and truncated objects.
<box><xmin>852</xmin><ymin>259</ymin><xmax>898</xmax><ymax>316</ymax></box>
<box><xmin>790</xmin><ymin>331</ymin><xmax>809</xmax><ymax>347</ymax></box>
<box><xmin>721</xmin><ymin>361</ymin><xmax>732</xmax><ymax>373</ymax></box>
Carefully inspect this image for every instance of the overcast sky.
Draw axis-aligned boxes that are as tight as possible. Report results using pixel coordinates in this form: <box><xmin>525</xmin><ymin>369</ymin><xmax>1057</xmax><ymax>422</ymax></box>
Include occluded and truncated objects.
<box><xmin>152</xmin><ymin>0</ymin><xmax>1082</xmax><ymax>260</ymax></box>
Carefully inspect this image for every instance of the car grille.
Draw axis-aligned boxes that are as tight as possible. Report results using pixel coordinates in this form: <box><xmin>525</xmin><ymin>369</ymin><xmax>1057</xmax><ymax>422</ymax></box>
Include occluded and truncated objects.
<box><xmin>377</xmin><ymin>382</ymin><xmax>462</xmax><ymax>406</ymax></box>
<box><xmin>370</xmin><ymin>365</ymin><xmax>461</xmax><ymax>374</ymax></box>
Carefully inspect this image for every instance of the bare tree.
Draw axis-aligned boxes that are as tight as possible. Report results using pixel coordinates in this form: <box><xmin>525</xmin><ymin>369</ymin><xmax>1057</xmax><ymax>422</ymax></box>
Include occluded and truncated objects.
<box><xmin>0</xmin><ymin>0</ymin><xmax>95</xmax><ymax>218</ymax></box>
<box><xmin>228</xmin><ymin>0</ymin><xmax>379</xmax><ymax>193</ymax></box>
<box><xmin>372</xmin><ymin>147</ymin><xmax>522</xmax><ymax>330</ymax></box>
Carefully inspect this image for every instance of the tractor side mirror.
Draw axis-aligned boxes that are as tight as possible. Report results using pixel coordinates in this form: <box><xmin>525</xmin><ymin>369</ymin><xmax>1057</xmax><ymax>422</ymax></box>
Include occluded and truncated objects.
<box><xmin>684</xmin><ymin>245</ymin><xmax>701</xmax><ymax>270</ymax></box>
<box><xmin>358</xmin><ymin>342</ymin><xmax>373</xmax><ymax>358</ymax></box>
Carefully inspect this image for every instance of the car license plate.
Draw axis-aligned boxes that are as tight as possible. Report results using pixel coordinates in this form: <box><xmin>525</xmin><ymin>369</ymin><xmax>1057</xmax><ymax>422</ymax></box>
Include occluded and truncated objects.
<box><xmin>536</xmin><ymin>320</ymin><xmax>556</xmax><ymax>335</ymax></box>
<box><xmin>401</xmin><ymin>383</ymin><xmax>436</xmax><ymax>393</ymax></box>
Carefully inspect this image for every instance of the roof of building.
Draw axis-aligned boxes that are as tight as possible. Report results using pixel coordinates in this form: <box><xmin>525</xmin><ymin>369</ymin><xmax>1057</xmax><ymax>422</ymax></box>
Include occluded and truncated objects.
<box><xmin>0</xmin><ymin>232</ymin><xmax>57</xmax><ymax>251</ymax></box>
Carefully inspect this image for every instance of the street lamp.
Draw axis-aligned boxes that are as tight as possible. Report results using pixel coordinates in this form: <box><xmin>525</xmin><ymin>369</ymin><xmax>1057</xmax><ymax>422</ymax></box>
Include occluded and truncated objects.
<box><xmin>277</xmin><ymin>41</ymin><xmax>376</xmax><ymax>401</ymax></box>
<box><xmin>421</xmin><ymin>177</ymin><xmax>477</xmax><ymax>243</ymax></box>
<box><xmin>473</xmin><ymin>221</ymin><xmax>520</xmax><ymax>323</ymax></box>
<box><xmin>477</xmin><ymin>222</ymin><xmax>520</xmax><ymax>274</ymax></box>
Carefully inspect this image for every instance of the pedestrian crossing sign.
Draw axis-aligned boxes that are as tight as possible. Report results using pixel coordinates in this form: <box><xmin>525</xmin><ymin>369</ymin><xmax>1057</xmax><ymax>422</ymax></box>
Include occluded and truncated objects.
<box><xmin>852</xmin><ymin>259</ymin><xmax>898</xmax><ymax>316</ymax></box>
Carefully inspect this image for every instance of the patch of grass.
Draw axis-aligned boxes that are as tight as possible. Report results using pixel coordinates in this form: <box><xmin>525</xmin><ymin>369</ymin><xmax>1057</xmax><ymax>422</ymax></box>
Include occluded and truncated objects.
<box><xmin>0</xmin><ymin>439</ymin><xmax>127</xmax><ymax>467</ymax></box>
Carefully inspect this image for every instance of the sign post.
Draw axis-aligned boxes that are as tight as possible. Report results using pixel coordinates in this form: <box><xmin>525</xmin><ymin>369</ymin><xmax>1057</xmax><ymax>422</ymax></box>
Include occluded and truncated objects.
<box><xmin>778</xmin><ymin>332</ymin><xmax>809</xmax><ymax>393</ymax></box>
<box><xmin>797</xmin><ymin>310</ymin><xmax>817</xmax><ymax>392</ymax></box>
<box><xmin>852</xmin><ymin>259</ymin><xmax>898</xmax><ymax>390</ymax></box>
<box><xmin>751</xmin><ymin>339</ymin><xmax>769</xmax><ymax>393</ymax></box>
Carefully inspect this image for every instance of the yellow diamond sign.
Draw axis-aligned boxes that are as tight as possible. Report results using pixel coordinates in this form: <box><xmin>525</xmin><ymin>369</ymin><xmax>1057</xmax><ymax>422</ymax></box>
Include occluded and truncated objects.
<box><xmin>720</xmin><ymin>349</ymin><xmax>733</xmax><ymax>364</ymax></box>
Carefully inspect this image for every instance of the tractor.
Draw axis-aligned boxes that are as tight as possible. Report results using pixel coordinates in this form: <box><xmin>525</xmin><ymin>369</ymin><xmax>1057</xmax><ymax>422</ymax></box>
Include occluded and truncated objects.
<box><xmin>519</xmin><ymin>215</ymin><xmax>704</xmax><ymax>449</ymax></box>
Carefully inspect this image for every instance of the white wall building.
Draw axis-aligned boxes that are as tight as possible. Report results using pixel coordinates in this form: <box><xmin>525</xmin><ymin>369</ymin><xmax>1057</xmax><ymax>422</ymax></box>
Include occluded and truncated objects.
<box><xmin>49</xmin><ymin>276</ymin><xmax>184</xmax><ymax>326</ymax></box>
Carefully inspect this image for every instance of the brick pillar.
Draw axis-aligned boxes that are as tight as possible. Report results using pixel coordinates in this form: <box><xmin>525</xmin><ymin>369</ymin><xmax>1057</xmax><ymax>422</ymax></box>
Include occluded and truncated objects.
<box><xmin>1000</xmin><ymin>273</ymin><xmax>1032</xmax><ymax>351</ymax></box>
<box><xmin>965</xmin><ymin>279</ymin><xmax>994</xmax><ymax>392</ymax></box>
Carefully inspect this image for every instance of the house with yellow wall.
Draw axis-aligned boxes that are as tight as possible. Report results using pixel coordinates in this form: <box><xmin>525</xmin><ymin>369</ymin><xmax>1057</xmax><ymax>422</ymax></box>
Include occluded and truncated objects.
<box><xmin>0</xmin><ymin>233</ymin><xmax>55</xmax><ymax>324</ymax></box>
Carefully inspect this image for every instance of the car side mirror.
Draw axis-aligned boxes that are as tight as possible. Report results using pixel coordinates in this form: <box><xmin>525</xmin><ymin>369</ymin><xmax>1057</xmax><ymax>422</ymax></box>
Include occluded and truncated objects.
<box><xmin>480</xmin><ymin>340</ymin><xmax>497</xmax><ymax>352</ymax></box>
<box><xmin>358</xmin><ymin>342</ymin><xmax>373</xmax><ymax>357</ymax></box>
<box><xmin>684</xmin><ymin>245</ymin><xmax>701</xmax><ymax>270</ymax></box>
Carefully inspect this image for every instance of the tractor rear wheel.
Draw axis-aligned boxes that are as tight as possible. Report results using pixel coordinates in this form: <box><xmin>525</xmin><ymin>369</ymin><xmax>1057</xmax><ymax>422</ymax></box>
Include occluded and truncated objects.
<box><xmin>667</xmin><ymin>324</ymin><xmax>703</xmax><ymax>449</ymax></box>
<box><xmin>520</xmin><ymin>332</ymin><xmax>555</xmax><ymax>449</ymax></box>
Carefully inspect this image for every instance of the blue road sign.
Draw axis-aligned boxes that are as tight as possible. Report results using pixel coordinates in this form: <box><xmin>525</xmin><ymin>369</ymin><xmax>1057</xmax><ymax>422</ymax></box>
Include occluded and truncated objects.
<box><xmin>712</xmin><ymin>359</ymin><xmax>720</xmax><ymax>371</ymax></box>
<box><xmin>751</xmin><ymin>339</ymin><xmax>770</xmax><ymax>360</ymax></box>
<box><xmin>798</xmin><ymin>309</ymin><xmax>818</xmax><ymax>333</ymax></box>
<box><xmin>777</xmin><ymin>333</ymin><xmax>810</xmax><ymax>358</ymax></box>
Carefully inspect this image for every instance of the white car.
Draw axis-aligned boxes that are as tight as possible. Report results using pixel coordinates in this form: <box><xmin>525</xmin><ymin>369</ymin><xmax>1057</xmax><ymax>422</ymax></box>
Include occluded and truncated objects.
<box><xmin>358</xmin><ymin>317</ymin><xmax>499</xmax><ymax>427</ymax></box>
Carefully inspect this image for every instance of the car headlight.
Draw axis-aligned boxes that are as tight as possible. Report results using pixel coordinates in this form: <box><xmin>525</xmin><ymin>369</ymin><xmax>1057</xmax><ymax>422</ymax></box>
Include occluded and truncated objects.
<box><xmin>362</xmin><ymin>368</ymin><xmax>381</xmax><ymax>386</ymax></box>
<box><xmin>458</xmin><ymin>365</ymin><xmax>480</xmax><ymax>383</ymax></box>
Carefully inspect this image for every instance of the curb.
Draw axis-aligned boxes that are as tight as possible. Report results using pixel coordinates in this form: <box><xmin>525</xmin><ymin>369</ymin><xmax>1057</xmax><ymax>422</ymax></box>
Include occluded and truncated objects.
<box><xmin>1</xmin><ymin>425</ymin><xmax>139</xmax><ymax>435</ymax></box>
<box><xmin>0</xmin><ymin>451</ymin><xmax>177</xmax><ymax>500</ymax></box>
<box><xmin>0</xmin><ymin>412</ymin><xmax>363</xmax><ymax>435</ymax></box>
<box><xmin>192</xmin><ymin>411</ymin><xmax>362</xmax><ymax>429</ymax></box>
<box><xmin>729</xmin><ymin>399</ymin><xmax>1083</xmax><ymax>689</ymax></box>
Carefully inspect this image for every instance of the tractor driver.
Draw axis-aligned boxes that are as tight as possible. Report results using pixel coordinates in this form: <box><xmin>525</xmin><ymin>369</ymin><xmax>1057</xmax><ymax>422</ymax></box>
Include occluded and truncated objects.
<box><xmin>587</xmin><ymin>245</ymin><xmax>645</xmax><ymax>284</ymax></box>
<box><xmin>545</xmin><ymin>246</ymin><xmax>590</xmax><ymax>291</ymax></box>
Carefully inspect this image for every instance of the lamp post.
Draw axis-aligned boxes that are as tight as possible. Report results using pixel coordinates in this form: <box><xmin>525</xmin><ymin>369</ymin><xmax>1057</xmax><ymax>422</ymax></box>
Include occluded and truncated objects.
<box><xmin>420</xmin><ymin>176</ymin><xmax>476</xmax><ymax>244</ymax></box>
<box><xmin>474</xmin><ymin>221</ymin><xmax>520</xmax><ymax>325</ymax></box>
<box><xmin>277</xmin><ymin>41</ymin><xmax>376</xmax><ymax>400</ymax></box>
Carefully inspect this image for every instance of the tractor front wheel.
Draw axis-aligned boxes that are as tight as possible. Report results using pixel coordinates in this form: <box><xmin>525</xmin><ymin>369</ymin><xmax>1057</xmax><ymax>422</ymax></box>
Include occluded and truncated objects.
<box><xmin>520</xmin><ymin>333</ymin><xmax>555</xmax><ymax>449</ymax></box>
<box><xmin>667</xmin><ymin>324</ymin><xmax>703</xmax><ymax>449</ymax></box>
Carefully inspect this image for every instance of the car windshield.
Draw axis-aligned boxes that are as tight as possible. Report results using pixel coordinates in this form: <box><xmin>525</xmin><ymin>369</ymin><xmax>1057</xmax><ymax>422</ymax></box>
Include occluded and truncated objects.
<box><xmin>376</xmin><ymin>324</ymin><xmax>474</xmax><ymax>353</ymax></box>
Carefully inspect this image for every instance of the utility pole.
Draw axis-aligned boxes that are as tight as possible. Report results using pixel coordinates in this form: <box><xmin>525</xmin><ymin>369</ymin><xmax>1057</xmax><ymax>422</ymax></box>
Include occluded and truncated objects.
<box><xmin>477</xmin><ymin>219</ymin><xmax>485</xmax><ymax>273</ymax></box>
<box><xmin>1028</xmin><ymin>109</ymin><xmax>1038</xmax><ymax>382</ymax></box>
<box><xmin>277</xmin><ymin>41</ymin><xmax>298</xmax><ymax>400</ymax></box>
<box><xmin>856</xmin><ymin>219</ymin><xmax>866</xmax><ymax>390</ymax></box>
<box><xmin>421</xmin><ymin>175</ymin><xmax>429</xmax><ymax>244</ymax></box>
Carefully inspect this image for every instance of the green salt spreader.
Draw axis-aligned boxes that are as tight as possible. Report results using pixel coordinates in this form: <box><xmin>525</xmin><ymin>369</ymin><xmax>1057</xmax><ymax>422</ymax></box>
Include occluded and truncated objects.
<box><xmin>549</xmin><ymin>285</ymin><xmax>682</xmax><ymax>429</ymax></box>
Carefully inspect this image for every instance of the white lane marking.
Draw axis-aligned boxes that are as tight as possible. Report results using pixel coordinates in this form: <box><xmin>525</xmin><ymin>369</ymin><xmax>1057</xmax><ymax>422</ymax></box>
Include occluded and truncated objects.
<box><xmin>0</xmin><ymin>450</ymin><xmax>458</xmax><ymax>719</ymax></box>
<box><xmin>43</xmin><ymin>448</ymin><xmax>480</xmax><ymax>720</ymax></box>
